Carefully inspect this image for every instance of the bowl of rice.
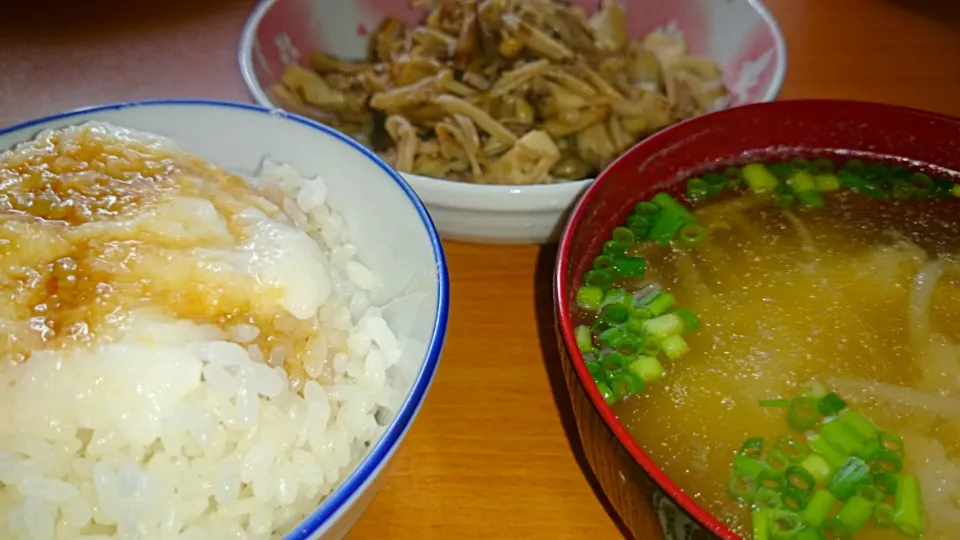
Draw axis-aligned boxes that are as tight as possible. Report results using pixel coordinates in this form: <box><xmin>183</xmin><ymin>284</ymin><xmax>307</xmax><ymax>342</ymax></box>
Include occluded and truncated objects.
<box><xmin>0</xmin><ymin>99</ymin><xmax>449</xmax><ymax>539</ymax></box>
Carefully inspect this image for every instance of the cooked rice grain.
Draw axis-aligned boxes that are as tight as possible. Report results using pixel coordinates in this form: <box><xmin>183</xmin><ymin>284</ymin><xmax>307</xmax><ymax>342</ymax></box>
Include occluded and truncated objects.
<box><xmin>0</xmin><ymin>124</ymin><xmax>400</xmax><ymax>539</ymax></box>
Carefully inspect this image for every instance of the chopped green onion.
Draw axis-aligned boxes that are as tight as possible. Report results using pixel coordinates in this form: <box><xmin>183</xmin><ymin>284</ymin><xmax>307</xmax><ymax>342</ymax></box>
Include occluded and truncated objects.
<box><xmin>812</xmin><ymin>158</ymin><xmax>835</xmax><ymax>173</ymax></box>
<box><xmin>574</xmin><ymin>325</ymin><xmax>594</xmax><ymax>353</ymax></box>
<box><xmin>724</xmin><ymin>166</ymin><xmax>743</xmax><ymax>179</ymax></box>
<box><xmin>802</xmin><ymin>489</ymin><xmax>837</xmax><ymax>528</ymax></box>
<box><xmin>786</xmin><ymin>395</ymin><xmax>820</xmax><ymax>432</ymax></box>
<box><xmin>874</xmin><ymin>502</ymin><xmax>894</xmax><ymax>528</ymax></box>
<box><xmin>764</xmin><ymin>450</ymin><xmax>791</xmax><ymax>476</ymax></box>
<box><xmin>932</xmin><ymin>177</ymin><xmax>954</xmax><ymax>198</ymax></box>
<box><xmin>599</xmin><ymin>304</ymin><xmax>629</xmax><ymax>325</ymax></box>
<box><xmin>616</xmin><ymin>339</ymin><xmax>638</xmax><ymax>356</ymax></box>
<box><xmin>593</xmin><ymin>255</ymin><xmax>614</xmax><ymax>269</ymax></box>
<box><xmin>769</xmin><ymin>163</ymin><xmax>792</xmax><ymax>180</ymax></box>
<box><xmin>818</xmin><ymin>393</ymin><xmax>847</xmax><ymax>416</ymax></box>
<box><xmin>785</xmin><ymin>465</ymin><xmax>816</xmax><ymax>494</ymax></box>
<box><xmin>634</xmin><ymin>201</ymin><xmax>659</xmax><ymax>216</ymax></box>
<box><xmin>797</xmin><ymin>530</ymin><xmax>819</xmax><ymax>540</ymax></box>
<box><xmin>585</xmin><ymin>361</ymin><xmax>604</xmax><ymax>381</ymax></box>
<box><xmin>743</xmin><ymin>163</ymin><xmax>780</xmax><ymax>193</ymax></box>
<box><xmin>686</xmin><ymin>177</ymin><xmax>711</xmax><ymax>201</ymax></box>
<box><xmin>857</xmin><ymin>484</ymin><xmax>884</xmax><ymax>503</ymax></box>
<box><xmin>819</xmin><ymin>517</ymin><xmax>853</xmax><ymax>540</ymax></box>
<box><xmin>752</xmin><ymin>508</ymin><xmax>771</xmax><ymax>540</ymax></box>
<box><xmin>642</xmin><ymin>313</ymin><xmax>683</xmax><ymax>338</ymax></box>
<box><xmin>859</xmin><ymin>179</ymin><xmax>889</xmax><ymax>199</ymax></box>
<box><xmin>649</xmin><ymin>211</ymin><xmax>688</xmax><ymax>245</ymax></box>
<box><xmin>651</xmin><ymin>192</ymin><xmax>695</xmax><ymax>220</ymax></box>
<box><xmin>864</xmin><ymin>162</ymin><xmax>890</xmax><ymax>180</ymax></box>
<box><xmin>741</xmin><ymin>437</ymin><xmax>765</xmax><ymax>458</ymax></box>
<box><xmin>597</xmin><ymin>327</ymin><xmax>628</xmax><ymax>349</ymax></box>
<box><xmin>609</xmin><ymin>370</ymin><xmax>644</xmax><ymax>399</ymax></box>
<box><xmin>838</xmin><ymin>409</ymin><xmax>879</xmax><ymax>441</ymax></box>
<box><xmin>815</xmin><ymin>173</ymin><xmax>841</xmax><ymax>191</ymax></box>
<box><xmin>730</xmin><ymin>468</ymin><xmax>759</xmax><ymax>504</ymax></box>
<box><xmin>643</xmin><ymin>292</ymin><xmax>675</xmax><ymax>316</ymax></box>
<box><xmin>857</xmin><ymin>442</ymin><xmax>883</xmax><ymax>462</ymax></box>
<box><xmin>675</xmin><ymin>223</ymin><xmax>708</xmax><ymax>247</ymax></box>
<box><xmin>759</xmin><ymin>398</ymin><xmax>790</xmax><ymax>408</ymax></box>
<box><xmin>599</xmin><ymin>352</ymin><xmax>626</xmax><ymax>370</ymax></box>
<box><xmin>641</xmin><ymin>339</ymin><xmax>661</xmax><ymax>356</ymax></box>
<box><xmin>627</xmin><ymin>356</ymin><xmax>665</xmax><ymax>382</ymax></box>
<box><xmin>595</xmin><ymin>381</ymin><xmax>615</xmax><ymax>404</ymax></box>
<box><xmin>629</xmin><ymin>305</ymin><xmax>653</xmax><ymax>319</ymax></box>
<box><xmin>893</xmin><ymin>474</ymin><xmax>923</xmax><ymax>538</ymax></box>
<box><xmin>843</xmin><ymin>158</ymin><xmax>866</xmax><ymax>172</ymax></box>
<box><xmin>808</xmin><ymin>433</ymin><xmax>848</xmax><ymax>469</ymax></box>
<box><xmin>953</xmin><ymin>183</ymin><xmax>960</xmax><ymax>197</ymax></box>
<box><xmin>660</xmin><ymin>335</ymin><xmax>689</xmax><ymax>360</ymax></box>
<box><xmin>769</xmin><ymin>510</ymin><xmax>804</xmax><ymax>539</ymax></box>
<box><xmin>771</xmin><ymin>182</ymin><xmax>794</xmax><ymax>207</ymax></box>
<box><xmin>836</xmin><ymin>495</ymin><xmax>873</xmax><ymax>532</ymax></box>
<box><xmin>892</xmin><ymin>180</ymin><xmax>916</xmax><ymax>200</ymax></box>
<box><xmin>734</xmin><ymin>455</ymin><xmax>765</xmax><ymax>478</ymax></box>
<box><xmin>602</xmin><ymin>240</ymin><xmax>628</xmax><ymax>256</ymax></box>
<box><xmin>801</xmin><ymin>453</ymin><xmax>834</xmax><ymax>485</ymax></box>
<box><xmin>789</xmin><ymin>170</ymin><xmax>817</xmax><ymax>191</ymax></box>
<box><xmin>797</xmin><ymin>189</ymin><xmax>825</xmax><ymax>210</ymax></box>
<box><xmin>781</xmin><ymin>486</ymin><xmax>808</xmax><ymax>512</ymax></box>
<box><xmin>870</xmin><ymin>448</ymin><xmax>904</xmax><ymax>473</ymax></box>
<box><xmin>600</xmin><ymin>288</ymin><xmax>631</xmax><ymax>308</ymax></box>
<box><xmin>789</xmin><ymin>157</ymin><xmax>811</xmax><ymax>171</ymax></box>
<box><xmin>821</xmin><ymin>417</ymin><xmax>867</xmax><ymax>456</ymax></box>
<box><xmin>838</xmin><ymin>170</ymin><xmax>866</xmax><ymax>191</ymax></box>
<box><xmin>703</xmin><ymin>172</ymin><xmax>727</xmax><ymax>185</ymax></box>
<box><xmin>775</xmin><ymin>436</ymin><xmax>810</xmax><ymax>463</ymax></box>
<box><xmin>583</xmin><ymin>269</ymin><xmax>613</xmax><ymax>288</ymax></box>
<box><xmin>827</xmin><ymin>457</ymin><xmax>870</xmax><ymax>501</ymax></box>
<box><xmin>575</xmin><ymin>285</ymin><xmax>604</xmax><ymax>311</ymax></box>
<box><xmin>673</xmin><ymin>307</ymin><xmax>701</xmax><ymax>333</ymax></box>
<box><xmin>624</xmin><ymin>313</ymin><xmax>647</xmax><ymax>335</ymax></box>
<box><xmin>755</xmin><ymin>487</ymin><xmax>782</xmax><ymax>509</ymax></box>
<box><xmin>611</xmin><ymin>226</ymin><xmax>635</xmax><ymax>244</ymax></box>
<box><xmin>758</xmin><ymin>467</ymin><xmax>784</xmax><ymax>490</ymax></box>
<box><xmin>879</xmin><ymin>432</ymin><xmax>905</xmax><ymax>457</ymax></box>
<box><xmin>909</xmin><ymin>172</ymin><xmax>933</xmax><ymax>195</ymax></box>
<box><xmin>889</xmin><ymin>165</ymin><xmax>910</xmax><ymax>178</ymax></box>
<box><xmin>626</xmin><ymin>214</ymin><xmax>652</xmax><ymax>238</ymax></box>
<box><xmin>611</xmin><ymin>255</ymin><xmax>646</xmax><ymax>278</ymax></box>
<box><xmin>873</xmin><ymin>471</ymin><xmax>899</xmax><ymax>496</ymax></box>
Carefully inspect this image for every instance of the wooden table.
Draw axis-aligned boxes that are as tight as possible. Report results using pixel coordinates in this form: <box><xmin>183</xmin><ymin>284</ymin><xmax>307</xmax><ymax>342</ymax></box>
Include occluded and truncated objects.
<box><xmin>1</xmin><ymin>1</ymin><xmax>958</xmax><ymax>538</ymax></box>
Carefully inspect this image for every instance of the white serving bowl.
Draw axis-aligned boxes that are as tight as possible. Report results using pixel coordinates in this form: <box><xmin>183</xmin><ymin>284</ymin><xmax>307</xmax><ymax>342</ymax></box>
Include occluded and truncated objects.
<box><xmin>0</xmin><ymin>99</ymin><xmax>449</xmax><ymax>540</ymax></box>
<box><xmin>239</xmin><ymin>0</ymin><xmax>787</xmax><ymax>244</ymax></box>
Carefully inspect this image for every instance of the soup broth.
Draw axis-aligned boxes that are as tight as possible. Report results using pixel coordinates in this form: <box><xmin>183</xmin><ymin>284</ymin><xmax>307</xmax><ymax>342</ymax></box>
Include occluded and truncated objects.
<box><xmin>614</xmin><ymin>191</ymin><xmax>960</xmax><ymax>538</ymax></box>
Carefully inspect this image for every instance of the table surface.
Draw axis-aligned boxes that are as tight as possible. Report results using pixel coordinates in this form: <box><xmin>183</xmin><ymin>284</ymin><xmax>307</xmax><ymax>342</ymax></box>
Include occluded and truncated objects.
<box><xmin>2</xmin><ymin>1</ymin><xmax>959</xmax><ymax>538</ymax></box>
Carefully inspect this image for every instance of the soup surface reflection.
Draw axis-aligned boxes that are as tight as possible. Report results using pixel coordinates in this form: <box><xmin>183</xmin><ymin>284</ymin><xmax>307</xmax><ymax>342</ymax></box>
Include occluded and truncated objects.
<box><xmin>615</xmin><ymin>191</ymin><xmax>960</xmax><ymax>539</ymax></box>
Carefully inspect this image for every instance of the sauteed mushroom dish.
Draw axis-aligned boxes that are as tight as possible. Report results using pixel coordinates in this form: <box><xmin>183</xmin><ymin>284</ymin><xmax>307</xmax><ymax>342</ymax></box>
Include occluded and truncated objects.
<box><xmin>268</xmin><ymin>0</ymin><xmax>730</xmax><ymax>185</ymax></box>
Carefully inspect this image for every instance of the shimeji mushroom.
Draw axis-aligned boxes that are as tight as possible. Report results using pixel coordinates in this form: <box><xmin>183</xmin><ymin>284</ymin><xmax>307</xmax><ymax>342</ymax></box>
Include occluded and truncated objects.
<box><xmin>385</xmin><ymin>115</ymin><xmax>419</xmax><ymax>173</ymax></box>
<box><xmin>481</xmin><ymin>130</ymin><xmax>561</xmax><ymax>185</ymax></box>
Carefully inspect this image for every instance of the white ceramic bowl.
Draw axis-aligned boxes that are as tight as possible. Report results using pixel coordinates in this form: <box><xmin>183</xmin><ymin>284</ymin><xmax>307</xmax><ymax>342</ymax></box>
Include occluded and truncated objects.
<box><xmin>0</xmin><ymin>99</ymin><xmax>449</xmax><ymax>540</ymax></box>
<box><xmin>239</xmin><ymin>0</ymin><xmax>787</xmax><ymax>243</ymax></box>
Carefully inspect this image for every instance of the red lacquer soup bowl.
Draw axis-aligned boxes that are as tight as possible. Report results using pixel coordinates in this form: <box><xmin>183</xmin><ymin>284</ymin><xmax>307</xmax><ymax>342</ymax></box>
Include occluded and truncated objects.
<box><xmin>552</xmin><ymin>100</ymin><xmax>960</xmax><ymax>540</ymax></box>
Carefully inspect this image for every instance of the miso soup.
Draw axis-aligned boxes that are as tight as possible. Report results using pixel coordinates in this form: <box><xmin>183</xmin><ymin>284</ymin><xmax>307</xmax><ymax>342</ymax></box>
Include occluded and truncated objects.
<box><xmin>573</xmin><ymin>159</ymin><xmax>960</xmax><ymax>539</ymax></box>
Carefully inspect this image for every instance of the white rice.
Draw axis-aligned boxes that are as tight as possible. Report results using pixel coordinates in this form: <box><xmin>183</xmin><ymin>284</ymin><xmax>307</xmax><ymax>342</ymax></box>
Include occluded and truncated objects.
<box><xmin>0</xmin><ymin>123</ymin><xmax>400</xmax><ymax>539</ymax></box>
